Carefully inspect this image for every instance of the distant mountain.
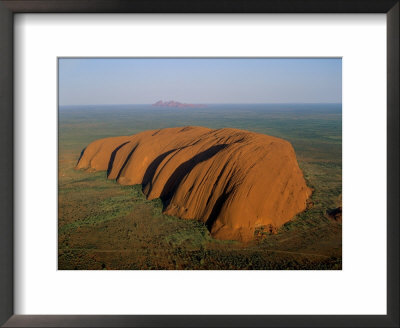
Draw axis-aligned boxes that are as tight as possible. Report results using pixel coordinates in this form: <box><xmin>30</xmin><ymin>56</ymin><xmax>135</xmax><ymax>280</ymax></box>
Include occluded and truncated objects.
<box><xmin>152</xmin><ymin>100</ymin><xmax>206</xmax><ymax>108</ymax></box>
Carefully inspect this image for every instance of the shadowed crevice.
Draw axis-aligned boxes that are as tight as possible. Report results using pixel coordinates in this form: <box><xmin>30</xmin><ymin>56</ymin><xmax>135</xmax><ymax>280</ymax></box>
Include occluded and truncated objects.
<box><xmin>76</xmin><ymin>147</ymin><xmax>86</xmax><ymax>166</ymax></box>
<box><xmin>160</xmin><ymin>144</ymin><xmax>228</xmax><ymax>207</ymax></box>
<box><xmin>204</xmin><ymin>161</ymin><xmax>230</xmax><ymax>208</ymax></box>
<box><xmin>205</xmin><ymin>191</ymin><xmax>230</xmax><ymax>231</ymax></box>
<box><xmin>115</xmin><ymin>144</ymin><xmax>138</xmax><ymax>181</ymax></box>
<box><xmin>106</xmin><ymin>142</ymin><xmax>130</xmax><ymax>177</ymax></box>
<box><xmin>142</xmin><ymin>148</ymin><xmax>177</xmax><ymax>188</ymax></box>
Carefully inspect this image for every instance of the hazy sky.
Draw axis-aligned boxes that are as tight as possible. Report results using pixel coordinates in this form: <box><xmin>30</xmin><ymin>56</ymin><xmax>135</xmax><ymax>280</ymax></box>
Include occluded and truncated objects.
<box><xmin>59</xmin><ymin>58</ymin><xmax>341</xmax><ymax>106</ymax></box>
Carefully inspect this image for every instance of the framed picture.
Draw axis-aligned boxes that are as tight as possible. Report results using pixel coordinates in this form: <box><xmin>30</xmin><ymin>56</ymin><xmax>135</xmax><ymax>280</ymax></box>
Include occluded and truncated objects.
<box><xmin>58</xmin><ymin>57</ymin><xmax>342</xmax><ymax>271</ymax></box>
<box><xmin>0</xmin><ymin>0</ymin><xmax>398</xmax><ymax>327</ymax></box>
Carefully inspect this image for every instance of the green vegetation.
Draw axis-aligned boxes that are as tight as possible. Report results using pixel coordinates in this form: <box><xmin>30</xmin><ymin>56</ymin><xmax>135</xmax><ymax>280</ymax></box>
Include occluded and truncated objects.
<box><xmin>58</xmin><ymin>104</ymin><xmax>341</xmax><ymax>270</ymax></box>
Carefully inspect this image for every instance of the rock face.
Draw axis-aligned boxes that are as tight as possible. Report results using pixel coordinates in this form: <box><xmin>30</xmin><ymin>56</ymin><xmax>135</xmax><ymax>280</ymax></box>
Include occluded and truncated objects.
<box><xmin>76</xmin><ymin>127</ymin><xmax>311</xmax><ymax>241</ymax></box>
<box><xmin>152</xmin><ymin>100</ymin><xmax>206</xmax><ymax>108</ymax></box>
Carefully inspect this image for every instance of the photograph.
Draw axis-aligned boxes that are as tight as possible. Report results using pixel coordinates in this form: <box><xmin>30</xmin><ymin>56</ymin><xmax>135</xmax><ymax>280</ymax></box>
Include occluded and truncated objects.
<box><xmin>58</xmin><ymin>58</ymin><xmax>342</xmax><ymax>270</ymax></box>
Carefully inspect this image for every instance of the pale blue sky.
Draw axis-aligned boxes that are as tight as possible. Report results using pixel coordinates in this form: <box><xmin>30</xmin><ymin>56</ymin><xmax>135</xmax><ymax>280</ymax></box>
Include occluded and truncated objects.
<box><xmin>59</xmin><ymin>58</ymin><xmax>341</xmax><ymax>106</ymax></box>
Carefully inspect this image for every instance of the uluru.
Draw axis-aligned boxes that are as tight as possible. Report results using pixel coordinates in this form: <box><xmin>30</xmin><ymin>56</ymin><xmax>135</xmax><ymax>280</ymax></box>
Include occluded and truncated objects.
<box><xmin>76</xmin><ymin>126</ymin><xmax>312</xmax><ymax>242</ymax></box>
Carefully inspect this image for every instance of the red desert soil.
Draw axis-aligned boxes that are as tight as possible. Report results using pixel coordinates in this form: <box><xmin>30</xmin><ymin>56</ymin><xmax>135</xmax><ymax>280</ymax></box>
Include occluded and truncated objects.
<box><xmin>76</xmin><ymin>126</ymin><xmax>312</xmax><ymax>242</ymax></box>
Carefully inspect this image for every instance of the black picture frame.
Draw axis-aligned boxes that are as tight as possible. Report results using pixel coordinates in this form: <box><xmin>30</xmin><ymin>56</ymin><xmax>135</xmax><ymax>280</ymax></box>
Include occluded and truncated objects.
<box><xmin>0</xmin><ymin>1</ymin><xmax>398</xmax><ymax>327</ymax></box>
